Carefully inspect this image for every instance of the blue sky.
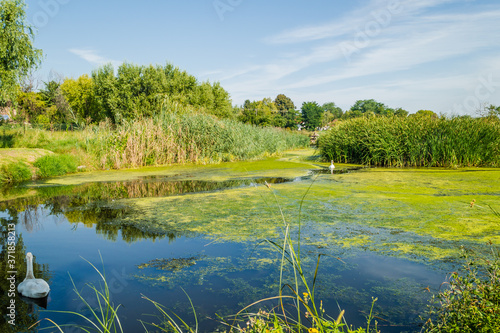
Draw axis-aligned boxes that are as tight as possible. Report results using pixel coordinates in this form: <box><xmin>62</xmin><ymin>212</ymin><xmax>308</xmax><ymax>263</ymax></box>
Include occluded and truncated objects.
<box><xmin>26</xmin><ymin>0</ymin><xmax>500</xmax><ymax>115</ymax></box>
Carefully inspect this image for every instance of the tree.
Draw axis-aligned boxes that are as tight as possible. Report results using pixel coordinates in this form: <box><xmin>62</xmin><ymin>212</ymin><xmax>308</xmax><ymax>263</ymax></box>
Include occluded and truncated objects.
<box><xmin>301</xmin><ymin>101</ymin><xmax>323</xmax><ymax>131</ymax></box>
<box><xmin>394</xmin><ymin>107</ymin><xmax>409</xmax><ymax>117</ymax></box>
<box><xmin>483</xmin><ymin>104</ymin><xmax>500</xmax><ymax>118</ymax></box>
<box><xmin>350</xmin><ymin>99</ymin><xmax>386</xmax><ymax>115</ymax></box>
<box><xmin>16</xmin><ymin>90</ymin><xmax>45</xmax><ymax>123</ymax></box>
<box><xmin>238</xmin><ymin>97</ymin><xmax>278</xmax><ymax>126</ymax></box>
<box><xmin>0</xmin><ymin>0</ymin><xmax>43</xmax><ymax>105</ymax></box>
<box><xmin>411</xmin><ymin>110</ymin><xmax>438</xmax><ymax>119</ymax></box>
<box><xmin>321</xmin><ymin>102</ymin><xmax>343</xmax><ymax>126</ymax></box>
<box><xmin>92</xmin><ymin>64</ymin><xmax>118</xmax><ymax>122</ymax></box>
<box><xmin>274</xmin><ymin>94</ymin><xmax>299</xmax><ymax>129</ymax></box>
<box><xmin>274</xmin><ymin>94</ymin><xmax>295</xmax><ymax>114</ymax></box>
<box><xmin>40</xmin><ymin>80</ymin><xmax>60</xmax><ymax>107</ymax></box>
<box><xmin>90</xmin><ymin>62</ymin><xmax>234</xmax><ymax>123</ymax></box>
<box><xmin>61</xmin><ymin>75</ymin><xmax>97</xmax><ymax>124</ymax></box>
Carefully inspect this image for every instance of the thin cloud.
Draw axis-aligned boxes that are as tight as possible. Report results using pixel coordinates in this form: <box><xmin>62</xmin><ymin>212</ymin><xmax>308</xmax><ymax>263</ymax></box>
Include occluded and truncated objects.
<box><xmin>265</xmin><ymin>0</ymin><xmax>455</xmax><ymax>44</ymax></box>
<box><xmin>69</xmin><ymin>48</ymin><xmax>122</xmax><ymax>68</ymax></box>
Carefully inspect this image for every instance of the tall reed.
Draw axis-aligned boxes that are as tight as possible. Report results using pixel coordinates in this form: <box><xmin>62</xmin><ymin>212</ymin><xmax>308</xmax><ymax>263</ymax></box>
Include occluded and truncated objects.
<box><xmin>86</xmin><ymin>107</ymin><xmax>309</xmax><ymax>169</ymax></box>
<box><xmin>318</xmin><ymin>115</ymin><xmax>500</xmax><ymax>167</ymax></box>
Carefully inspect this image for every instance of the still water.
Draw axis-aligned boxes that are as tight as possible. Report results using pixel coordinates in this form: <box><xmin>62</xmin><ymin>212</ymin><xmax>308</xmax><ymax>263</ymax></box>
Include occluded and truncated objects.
<box><xmin>2</xmin><ymin>157</ymin><xmax>487</xmax><ymax>333</ymax></box>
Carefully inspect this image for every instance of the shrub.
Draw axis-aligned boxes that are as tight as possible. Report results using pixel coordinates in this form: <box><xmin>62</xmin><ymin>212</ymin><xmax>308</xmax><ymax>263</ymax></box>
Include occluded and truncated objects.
<box><xmin>0</xmin><ymin>161</ymin><xmax>32</xmax><ymax>183</ymax></box>
<box><xmin>34</xmin><ymin>154</ymin><xmax>78</xmax><ymax>178</ymax></box>
<box><xmin>318</xmin><ymin>116</ymin><xmax>500</xmax><ymax>167</ymax></box>
<box><xmin>423</xmin><ymin>245</ymin><xmax>500</xmax><ymax>332</ymax></box>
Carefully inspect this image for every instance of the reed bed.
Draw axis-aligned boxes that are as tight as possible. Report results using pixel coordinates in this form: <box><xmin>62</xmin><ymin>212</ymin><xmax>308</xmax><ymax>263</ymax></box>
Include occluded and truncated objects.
<box><xmin>318</xmin><ymin>115</ymin><xmax>500</xmax><ymax>167</ymax></box>
<box><xmin>86</xmin><ymin>111</ymin><xmax>309</xmax><ymax>169</ymax></box>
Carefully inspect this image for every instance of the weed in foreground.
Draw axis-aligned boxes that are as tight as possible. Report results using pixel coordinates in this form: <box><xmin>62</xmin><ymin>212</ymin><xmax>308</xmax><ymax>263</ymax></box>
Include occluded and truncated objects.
<box><xmin>217</xmin><ymin>180</ymin><xmax>378</xmax><ymax>333</ymax></box>
<box><xmin>41</xmin><ymin>181</ymin><xmax>379</xmax><ymax>332</ymax></box>
<box><xmin>38</xmin><ymin>252</ymin><xmax>124</xmax><ymax>333</ymax></box>
<box><xmin>423</xmin><ymin>244</ymin><xmax>500</xmax><ymax>333</ymax></box>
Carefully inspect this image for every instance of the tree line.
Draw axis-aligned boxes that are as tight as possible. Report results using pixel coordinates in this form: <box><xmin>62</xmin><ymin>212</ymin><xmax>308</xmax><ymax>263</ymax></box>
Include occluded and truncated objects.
<box><xmin>2</xmin><ymin>0</ymin><xmax>499</xmax><ymax>131</ymax></box>
<box><xmin>10</xmin><ymin>63</ymin><xmax>234</xmax><ymax>128</ymax></box>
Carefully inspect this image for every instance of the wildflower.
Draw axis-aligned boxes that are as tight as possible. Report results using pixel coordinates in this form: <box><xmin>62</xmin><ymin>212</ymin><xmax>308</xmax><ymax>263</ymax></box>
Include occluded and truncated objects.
<box><xmin>303</xmin><ymin>292</ymin><xmax>309</xmax><ymax>297</ymax></box>
<box><xmin>308</xmin><ymin>328</ymin><xmax>319</xmax><ymax>333</ymax></box>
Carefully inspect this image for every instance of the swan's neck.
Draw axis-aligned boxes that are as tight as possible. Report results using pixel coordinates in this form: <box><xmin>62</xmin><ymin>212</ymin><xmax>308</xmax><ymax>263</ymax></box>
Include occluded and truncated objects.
<box><xmin>25</xmin><ymin>255</ymin><xmax>35</xmax><ymax>280</ymax></box>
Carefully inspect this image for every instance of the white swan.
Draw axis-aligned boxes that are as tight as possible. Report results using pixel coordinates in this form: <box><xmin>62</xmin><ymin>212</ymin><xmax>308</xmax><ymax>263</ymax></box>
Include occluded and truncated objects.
<box><xmin>18</xmin><ymin>252</ymin><xmax>50</xmax><ymax>299</ymax></box>
<box><xmin>329</xmin><ymin>160</ymin><xmax>335</xmax><ymax>173</ymax></box>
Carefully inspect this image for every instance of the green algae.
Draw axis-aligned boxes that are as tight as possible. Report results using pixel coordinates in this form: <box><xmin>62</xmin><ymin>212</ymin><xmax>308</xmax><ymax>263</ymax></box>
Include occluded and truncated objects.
<box><xmin>106</xmin><ymin>165</ymin><xmax>499</xmax><ymax>263</ymax></box>
<box><xmin>138</xmin><ymin>256</ymin><xmax>201</xmax><ymax>271</ymax></box>
<box><xmin>1</xmin><ymin>148</ymin><xmax>499</xmax><ymax>264</ymax></box>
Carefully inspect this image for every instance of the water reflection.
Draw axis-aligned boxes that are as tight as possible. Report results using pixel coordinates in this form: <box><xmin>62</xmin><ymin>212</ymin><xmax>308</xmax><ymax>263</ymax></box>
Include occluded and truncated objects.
<box><xmin>312</xmin><ymin>165</ymin><xmax>366</xmax><ymax>175</ymax></box>
<box><xmin>0</xmin><ymin>214</ymin><xmax>51</xmax><ymax>332</ymax></box>
<box><xmin>0</xmin><ymin>177</ymin><xmax>293</xmax><ymax>244</ymax></box>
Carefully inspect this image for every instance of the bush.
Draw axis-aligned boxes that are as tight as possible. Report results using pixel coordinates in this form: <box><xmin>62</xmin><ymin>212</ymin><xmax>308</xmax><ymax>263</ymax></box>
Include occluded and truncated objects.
<box><xmin>0</xmin><ymin>161</ymin><xmax>32</xmax><ymax>183</ymax></box>
<box><xmin>423</xmin><ymin>245</ymin><xmax>500</xmax><ymax>332</ymax></box>
<box><xmin>318</xmin><ymin>116</ymin><xmax>500</xmax><ymax>167</ymax></box>
<box><xmin>34</xmin><ymin>154</ymin><xmax>78</xmax><ymax>178</ymax></box>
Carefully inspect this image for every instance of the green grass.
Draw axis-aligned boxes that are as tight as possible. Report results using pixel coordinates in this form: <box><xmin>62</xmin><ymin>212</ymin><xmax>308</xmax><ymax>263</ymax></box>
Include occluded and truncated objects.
<box><xmin>0</xmin><ymin>161</ymin><xmax>32</xmax><ymax>183</ymax></box>
<box><xmin>318</xmin><ymin>115</ymin><xmax>500</xmax><ymax>167</ymax></box>
<box><xmin>0</xmin><ymin>110</ymin><xmax>308</xmax><ymax>184</ymax></box>
<box><xmin>33</xmin><ymin>154</ymin><xmax>78</xmax><ymax>178</ymax></box>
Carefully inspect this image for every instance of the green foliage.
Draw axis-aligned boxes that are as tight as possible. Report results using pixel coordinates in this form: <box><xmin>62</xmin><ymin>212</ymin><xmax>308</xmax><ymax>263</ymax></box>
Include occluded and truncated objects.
<box><xmin>274</xmin><ymin>94</ymin><xmax>295</xmax><ymax>112</ymax></box>
<box><xmin>482</xmin><ymin>104</ymin><xmax>500</xmax><ymax>118</ymax></box>
<box><xmin>341</xmin><ymin>100</ymin><xmax>408</xmax><ymax>120</ymax></box>
<box><xmin>239</xmin><ymin>98</ymin><xmax>280</xmax><ymax>127</ymax></box>
<box><xmin>411</xmin><ymin>110</ymin><xmax>438</xmax><ymax>119</ymax></box>
<box><xmin>393</xmin><ymin>107</ymin><xmax>409</xmax><ymax>117</ymax></box>
<box><xmin>321</xmin><ymin>102</ymin><xmax>343</xmax><ymax>126</ymax></box>
<box><xmin>16</xmin><ymin>91</ymin><xmax>46</xmax><ymax>123</ymax></box>
<box><xmin>301</xmin><ymin>101</ymin><xmax>324</xmax><ymax>131</ymax></box>
<box><xmin>238</xmin><ymin>96</ymin><xmax>300</xmax><ymax>129</ymax></box>
<box><xmin>0</xmin><ymin>160</ymin><xmax>31</xmax><ymax>182</ymax></box>
<box><xmin>46</xmin><ymin>253</ymin><xmax>124</xmax><ymax>333</ymax></box>
<box><xmin>34</xmin><ymin>154</ymin><xmax>78</xmax><ymax>178</ymax></box>
<box><xmin>349</xmin><ymin>99</ymin><xmax>386</xmax><ymax>115</ymax></box>
<box><xmin>61</xmin><ymin>74</ymin><xmax>97</xmax><ymax>126</ymax></box>
<box><xmin>275</xmin><ymin>94</ymin><xmax>300</xmax><ymax>129</ymax></box>
<box><xmin>424</xmin><ymin>246</ymin><xmax>500</xmax><ymax>333</ymax></box>
<box><xmin>318</xmin><ymin>115</ymin><xmax>500</xmax><ymax>167</ymax></box>
<box><xmin>91</xmin><ymin>63</ymin><xmax>118</xmax><ymax>122</ymax></box>
<box><xmin>40</xmin><ymin>80</ymin><xmax>60</xmax><ymax>107</ymax></box>
<box><xmin>0</xmin><ymin>0</ymin><xmax>43</xmax><ymax>105</ymax></box>
<box><xmin>90</xmin><ymin>62</ymin><xmax>233</xmax><ymax>123</ymax></box>
<box><xmin>88</xmin><ymin>107</ymin><xmax>309</xmax><ymax>169</ymax></box>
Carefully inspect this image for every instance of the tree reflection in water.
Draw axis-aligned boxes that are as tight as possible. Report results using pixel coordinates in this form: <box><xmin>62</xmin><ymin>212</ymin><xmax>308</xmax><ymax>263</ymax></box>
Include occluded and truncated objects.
<box><xmin>0</xmin><ymin>177</ymin><xmax>292</xmax><ymax>244</ymax></box>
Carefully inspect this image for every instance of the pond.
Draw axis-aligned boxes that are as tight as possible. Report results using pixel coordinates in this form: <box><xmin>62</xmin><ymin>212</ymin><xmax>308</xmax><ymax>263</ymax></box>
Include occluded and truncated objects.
<box><xmin>1</xmin><ymin>149</ymin><xmax>499</xmax><ymax>333</ymax></box>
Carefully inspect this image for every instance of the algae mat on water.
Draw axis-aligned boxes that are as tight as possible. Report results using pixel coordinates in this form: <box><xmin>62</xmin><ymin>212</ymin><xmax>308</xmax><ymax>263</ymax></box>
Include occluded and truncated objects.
<box><xmin>106</xmin><ymin>165</ymin><xmax>499</xmax><ymax>262</ymax></box>
<box><xmin>6</xmin><ymin>149</ymin><xmax>499</xmax><ymax>262</ymax></box>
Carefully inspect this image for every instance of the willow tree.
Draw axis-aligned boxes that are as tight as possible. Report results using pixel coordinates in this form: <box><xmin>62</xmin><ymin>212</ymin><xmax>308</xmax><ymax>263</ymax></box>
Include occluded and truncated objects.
<box><xmin>0</xmin><ymin>0</ymin><xmax>43</xmax><ymax>105</ymax></box>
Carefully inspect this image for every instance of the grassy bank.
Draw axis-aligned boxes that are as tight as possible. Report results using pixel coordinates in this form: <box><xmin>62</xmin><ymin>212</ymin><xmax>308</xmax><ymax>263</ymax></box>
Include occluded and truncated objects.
<box><xmin>0</xmin><ymin>112</ymin><xmax>309</xmax><ymax>184</ymax></box>
<box><xmin>88</xmin><ymin>112</ymin><xmax>309</xmax><ymax>169</ymax></box>
<box><xmin>318</xmin><ymin>115</ymin><xmax>500</xmax><ymax>167</ymax></box>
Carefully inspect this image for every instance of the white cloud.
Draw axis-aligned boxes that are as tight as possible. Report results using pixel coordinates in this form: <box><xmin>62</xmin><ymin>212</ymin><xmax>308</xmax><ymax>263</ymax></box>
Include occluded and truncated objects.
<box><xmin>218</xmin><ymin>0</ymin><xmax>500</xmax><ymax>112</ymax></box>
<box><xmin>264</xmin><ymin>0</ymin><xmax>456</xmax><ymax>45</ymax></box>
<box><xmin>69</xmin><ymin>48</ymin><xmax>122</xmax><ymax>69</ymax></box>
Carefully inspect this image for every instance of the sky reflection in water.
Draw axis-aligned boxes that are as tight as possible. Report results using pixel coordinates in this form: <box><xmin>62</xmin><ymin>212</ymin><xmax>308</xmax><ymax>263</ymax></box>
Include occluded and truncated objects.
<box><xmin>1</xmin><ymin>175</ymin><xmax>452</xmax><ymax>333</ymax></box>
